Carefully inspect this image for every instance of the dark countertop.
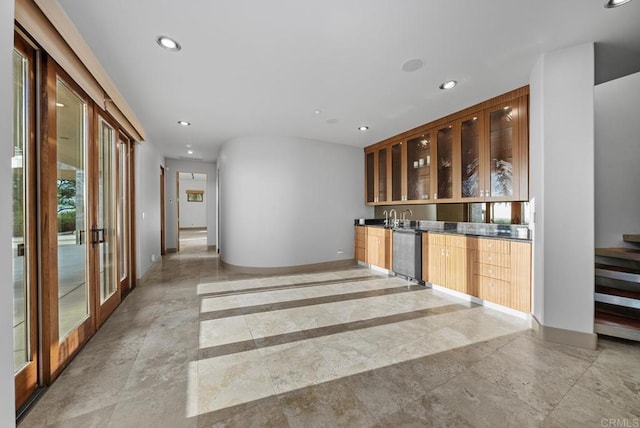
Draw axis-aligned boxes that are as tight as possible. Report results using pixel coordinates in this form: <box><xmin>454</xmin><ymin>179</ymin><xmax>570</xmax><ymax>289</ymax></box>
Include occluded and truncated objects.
<box><xmin>354</xmin><ymin>219</ymin><xmax>531</xmax><ymax>241</ymax></box>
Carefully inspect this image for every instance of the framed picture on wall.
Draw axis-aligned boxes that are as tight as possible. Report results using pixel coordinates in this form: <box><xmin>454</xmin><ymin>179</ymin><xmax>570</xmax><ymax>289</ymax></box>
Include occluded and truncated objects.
<box><xmin>186</xmin><ymin>190</ymin><xmax>204</xmax><ymax>202</ymax></box>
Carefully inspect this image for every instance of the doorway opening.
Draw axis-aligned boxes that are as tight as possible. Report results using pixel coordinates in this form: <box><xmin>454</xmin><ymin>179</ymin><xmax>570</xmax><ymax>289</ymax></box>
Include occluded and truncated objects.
<box><xmin>177</xmin><ymin>172</ymin><xmax>208</xmax><ymax>252</ymax></box>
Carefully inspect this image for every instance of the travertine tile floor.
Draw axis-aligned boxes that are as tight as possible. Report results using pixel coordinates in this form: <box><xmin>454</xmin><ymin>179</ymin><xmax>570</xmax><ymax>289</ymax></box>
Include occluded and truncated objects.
<box><xmin>19</xmin><ymin>246</ymin><xmax>640</xmax><ymax>427</ymax></box>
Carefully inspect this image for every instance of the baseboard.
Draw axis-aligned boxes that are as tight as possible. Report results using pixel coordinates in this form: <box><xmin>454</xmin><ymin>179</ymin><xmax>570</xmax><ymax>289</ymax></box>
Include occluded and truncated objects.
<box><xmin>220</xmin><ymin>258</ymin><xmax>357</xmax><ymax>275</ymax></box>
<box><xmin>207</xmin><ymin>245</ymin><xmax>217</xmax><ymax>252</ymax></box>
<box><xmin>166</xmin><ymin>248</ymin><xmax>177</xmax><ymax>253</ymax></box>
<box><xmin>428</xmin><ymin>283</ymin><xmax>531</xmax><ymax>321</ymax></box>
<box><xmin>138</xmin><ymin>258</ymin><xmax>161</xmax><ymax>285</ymax></box>
<box><xmin>532</xmin><ymin>315</ymin><xmax>598</xmax><ymax>350</ymax></box>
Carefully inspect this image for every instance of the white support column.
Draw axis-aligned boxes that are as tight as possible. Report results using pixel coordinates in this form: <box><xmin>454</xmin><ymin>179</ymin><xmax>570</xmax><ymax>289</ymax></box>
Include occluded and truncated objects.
<box><xmin>529</xmin><ymin>43</ymin><xmax>597</xmax><ymax>348</ymax></box>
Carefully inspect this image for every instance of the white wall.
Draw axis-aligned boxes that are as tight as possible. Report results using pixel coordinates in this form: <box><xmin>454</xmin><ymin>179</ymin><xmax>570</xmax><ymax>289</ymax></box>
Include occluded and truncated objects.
<box><xmin>594</xmin><ymin>71</ymin><xmax>640</xmax><ymax>248</ymax></box>
<box><xmin>165</xmin><ymin>159</ymin><xmax>216</xmax><ymax>250</ymax></box>
<box><xmin>178</xmin><ymin>177</ymin><xmax>207</xmax><ymax>228</ymax></box>
<box><xmin>135</xmin><ymin>142</ymin><xmax>164</xmax><ymax>279</ymax></box>
<box><xmin>1</xmin><ymin>0</ymin><xmax>17</xmax><ymax>425</ymax></box>
<box><xmin>218</xmin><ymin>136</ymin><xmax>373</xmax><ymax>268</ymax></box>
<box><xmin>529</xmin><ymin>43</ymin><xmax>595</xmax><ymax>335</ymax></box>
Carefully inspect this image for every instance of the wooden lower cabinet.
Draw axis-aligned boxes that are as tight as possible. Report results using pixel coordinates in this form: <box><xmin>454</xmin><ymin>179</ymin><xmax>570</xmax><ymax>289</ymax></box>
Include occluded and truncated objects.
<box><xmin>423</xmin><ymin>233</ymin><xmax>476</xmax><ymax>296</ymax></box>
<box><xmin>355</xmin><ymin>226</ymin><xmax>367</xmax><ymax>263</ymax></box>
<box><xmin>423</xmin><ymin>233</ymin><xmax>532</xmax><ymax>313</ymax></box>
<box><xmin>366</xmin><ymin>227</ymin><xmax>392</xmax><ymax>270</ymax></box>
<box><xmin>474</xmin><ymin>238</ymin><xmax>531</xmax><ymax>312</ymax></box>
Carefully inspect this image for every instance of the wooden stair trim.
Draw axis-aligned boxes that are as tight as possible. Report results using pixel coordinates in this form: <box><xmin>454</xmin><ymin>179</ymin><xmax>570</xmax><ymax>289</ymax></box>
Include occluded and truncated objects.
<box><xmin>595</xmin><ymin>247</ymin><xmax>640</xmax><ymax>262</ymax></box>
<box><xmin>623</xmin><ymin>234</ymin><xmax>640</xmax><ymax>244</ymax></box>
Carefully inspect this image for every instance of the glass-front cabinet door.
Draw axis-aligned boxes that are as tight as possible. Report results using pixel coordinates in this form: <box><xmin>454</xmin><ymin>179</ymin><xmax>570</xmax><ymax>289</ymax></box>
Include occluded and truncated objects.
<box><xmin>391</xmin><ymin>141</ymin><xmax>404</xmax><ymax>202</ymax></box>
<box><xmin>460</xmin><ymin>115</ymin><xmax>484</xmax><ymax>201</ymax></box>
<box><xmin>377</xmin><ymin>147</ymin><xmax>388</xmax><ymax>203</ymax></box>
<box><xmin>484</xmin><ymin>97</ymin><xmax>527</xmax><ymax>201</ymax></box>
<box><xmin>406</xmin><ymin>133</ymin><xmax>433</xmax><ymax>201</ymax></box>
<box><xmin>435</xmin><ymin>124</ymin><xmax>457</xmax><ymax>201</ymax></box>
<box><xmin>365</xmin><ymin>151</ymin><xmax>375</xmax><ymax>204</ymax></box>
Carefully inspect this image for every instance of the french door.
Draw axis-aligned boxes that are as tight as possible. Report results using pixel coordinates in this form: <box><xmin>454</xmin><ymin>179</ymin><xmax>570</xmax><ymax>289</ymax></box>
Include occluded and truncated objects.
<box><xmin>13</xmin><ymin>33</ymin><xmax>38</xmax><ymax>411</ymax></box>
<box><xmin>40</xmin><ymin>59</ymin><xmax>121</xmax><ymax>381</ymax></box>
<box><xmin>13</xmin><ymin>36</ymin><xmax>136</xmax><ymax>412</ymax></box>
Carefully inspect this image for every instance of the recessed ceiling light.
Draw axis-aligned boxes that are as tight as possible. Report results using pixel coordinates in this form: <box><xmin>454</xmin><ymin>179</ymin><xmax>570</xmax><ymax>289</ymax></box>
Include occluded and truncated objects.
<box><xmin>439</xmin><ymin>80</ymin><xmax>457</xmax><ymax>90</ymax></box>
<box><xmin>157</xmin><ymin>36</ymin><xmax>181</xmax><ymax>52</ymax></box>
<box><xmin>177</xmin><ymin>120</ymin><xmax>190</xmax><ymax>126</ymax></box>
<box><xmin>187</xmin><ymin>150</ymin><xmax>194</xmax><ymax>155</ymax></box>
<box><xmin>604</xmin><ymin>0</ymin><xmax>632</xmax><ymax>8</ymax></box>
<box><xmin>358</xmin><ymin>126</ymin><xmax>369</xmax><ymax>131</ymax></box>
<box><xmin>401</xmin><ymin>58</ymin><xmax>424</xmax><ymax>73</ymax></box>
<box><xmin>314</xmin><ymin>110</ymin><xmax>322</xmax><ymax>115</ymax></box>
<box><xmin>56</xmin><ymin>102</ymin><xmax>65</xmax><ymax>107</ymax></box>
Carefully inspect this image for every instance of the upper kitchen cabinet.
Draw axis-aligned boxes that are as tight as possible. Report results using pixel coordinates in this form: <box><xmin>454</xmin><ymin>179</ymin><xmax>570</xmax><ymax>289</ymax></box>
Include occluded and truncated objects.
<box><xmin>364</xmin><ymin>145</ymin><xmax>389</xmax><ymax>204</ymax></box>
<box><xmin>483</xmin><ymin>96</ymin><xmax>529</xmax><ymax>201</ymax></box>
<box><xmin>406</xmin><ymin>133</ymin><xmax>434</xmax><ymax>201</ymax></box>
<box><xmin>390</xmin><ymin>141</ymin><xmax>404</xmax><ymax>203</ymax></box>
<box><xmin>459</xmin><ymin>114</ymin><xmax>485</xmax><ymax>202</ymax></box>
<box><xmin>365</xmin><ymin>150</ymin><xmax>375</xmax><ymax>203</ymax></box>
<box><xmin>364</xmin><ymin>86</ymin><xmax>529</xmax><ymax>205</ymax></box>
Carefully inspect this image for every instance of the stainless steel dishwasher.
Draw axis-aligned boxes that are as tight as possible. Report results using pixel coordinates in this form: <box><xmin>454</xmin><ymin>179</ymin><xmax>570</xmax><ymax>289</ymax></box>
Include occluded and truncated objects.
<box><xmin>392</xmin><ymin>229</ymin><xmax>422</xmax><ymax>282</ymax></box>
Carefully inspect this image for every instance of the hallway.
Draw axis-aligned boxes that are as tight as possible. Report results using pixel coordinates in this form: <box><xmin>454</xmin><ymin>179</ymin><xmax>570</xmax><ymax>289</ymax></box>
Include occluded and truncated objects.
<box><xmin>18</xmin><ymin>248</ymin><xmax>640</xmax><ymax>427</ymax></box>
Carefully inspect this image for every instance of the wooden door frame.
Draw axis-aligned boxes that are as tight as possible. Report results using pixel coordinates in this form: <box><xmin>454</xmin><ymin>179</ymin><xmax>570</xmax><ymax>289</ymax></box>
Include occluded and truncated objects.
<box><xmin>94</xmin><ymin>112</ymin><xmax>121</xmax><ymax>327</ymax></box>
<box><xmin>116</xmin><ymin>132</ymin><xmax>132</xmax><ymax>297</ymax></box>
<box><xmin>160</xmin><ymin>165</ymin><xmax>166</xmax><ymax>255</ymax></box>
<box><xmin>41</xmin><ymin>57</ymin><xmax>96</xmax><ymax>384</ymax></box>
<box><xmin>13</xmin><ymin>31</ymin><xmax>39</xmax><ymax>411</ymax></box>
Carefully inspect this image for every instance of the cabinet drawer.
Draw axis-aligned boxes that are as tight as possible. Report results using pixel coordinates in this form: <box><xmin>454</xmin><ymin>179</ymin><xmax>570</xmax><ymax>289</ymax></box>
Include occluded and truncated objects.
<box><xmin>476</xmin><ymin>251</ymin><xmax>511</xmax><ymax>268</ymax></box>
<box><xmin>477</xmin><ymin>275</ymin><xmax>512</xmax><ymax>307</ymax></box>
<box><xmin>474</xmin><ymin>263</ymin><xmax>511</xmax><ymax>281</ymax></box>
<box><xmin>367</xmin><ymin>227</ymin><xmax>388</xmax><ymax>238</ymax></box>
<box><xmin>428</xmin><ymin>233</ymin><xmax>447</xmax><ymax>246</ymax></box>
<box><xmin>478</xmin><ymin>238</ymin><xmax>510</xmax><ymax>255</ymax></box>
<box><xmin>446</xmin><ymin>235</ymin><xmax>469</xmax><ymax>249</ymax></box>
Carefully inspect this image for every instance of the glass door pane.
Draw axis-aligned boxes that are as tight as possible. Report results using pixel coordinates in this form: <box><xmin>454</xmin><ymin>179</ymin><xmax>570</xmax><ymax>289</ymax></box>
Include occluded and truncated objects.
<box><xmin>391</xmin><ymin>142</ymin><xmax>402</xmax><ymax>201</ymax></box>
<box><xmin>436</xmin><ymin>126</ymin><xmax>454</xmax><ymax>200</ymax></box>
<box><xmin>406</xmin><ymin>134</ymin><xmax>431</xmax><ymax>201</ymax></box>
<box><xmin>98</xmin><ymin>118</ymin><xmax>117</xmax><ymax>303</ymax></box>
<box><xmin>461</xmin><ymin>116</ymin><xmax>481</xmax><ymax>198</ymax></box>
<box><xmin>13</xmin><ymin>49</ymin><xmax>29</xmax><ymax>372</ymax></box>
<box><xmin>489</xmin><ymin>106</ymin><xmax>514</xmax><ymax>198</ymax></box>
<box><xmin>377</xmin><ymin>147</ymin><xmax>387</xmax><ymax>202</ymax></box>
<box><xmin>56</xmin><ymin>78</ymin><xmax>89</xmax><ymax>340</ymax></box>
<box><xmin>365</xmin><ymin>151</ymin><xmax>374</xmax><ymax>203</ymax></box>
<box><xmin>118</xmin><ymin>140</ymin><xmax>129</xmax><ymax>284</ymax></box>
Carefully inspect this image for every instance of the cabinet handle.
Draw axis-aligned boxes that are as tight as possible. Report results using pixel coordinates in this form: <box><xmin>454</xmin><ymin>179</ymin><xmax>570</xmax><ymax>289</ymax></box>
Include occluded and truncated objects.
<box><xmin>488</xmin><ymin>242</ymin><xmax>493</xmax><ymax>248</ymax></box>
<box><xmin>488</xmin><ymin>269</ymin><xmax>493</xmax><ymax>275</ymax></box>
<box><xmin>434</xmin><ymin>193</ymin><xmax>438</xmax><ymax>199</ymax></box>
<box><xmin>487</xmin><ymin>255</ymin><xmax>493</xmax><ymax>261</ymax></box>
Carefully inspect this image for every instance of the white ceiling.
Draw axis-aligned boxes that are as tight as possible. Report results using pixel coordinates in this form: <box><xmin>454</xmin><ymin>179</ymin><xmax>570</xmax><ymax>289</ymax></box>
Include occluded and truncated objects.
<box><xmin>57</xmin><ymin>0</ymin><xmax>640</xmax><ymax>162</ymax></box>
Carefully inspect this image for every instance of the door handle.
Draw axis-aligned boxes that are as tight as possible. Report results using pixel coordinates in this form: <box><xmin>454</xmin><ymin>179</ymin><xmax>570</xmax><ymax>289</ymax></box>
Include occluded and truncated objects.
<box><xmin>91</xmin><ymin>228</ymin><xmax>106</xmax><ymax>245</ymax></box>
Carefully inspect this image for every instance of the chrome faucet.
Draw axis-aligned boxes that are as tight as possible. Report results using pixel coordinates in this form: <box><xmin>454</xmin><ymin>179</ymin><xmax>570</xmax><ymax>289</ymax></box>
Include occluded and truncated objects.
<box><xmin>389</xmin><ymin>209</ymin><xmax>397</xmax><ymax>228</ymax></box>
<box><xmin>402</xmin><ymin>209</ymin><xmax>413</xmax><ymax>221</ymax></box>
<box><xmin>383</xmin><ymin>210</ymin><xmax>389</xmax><ymax>227</ymax></box>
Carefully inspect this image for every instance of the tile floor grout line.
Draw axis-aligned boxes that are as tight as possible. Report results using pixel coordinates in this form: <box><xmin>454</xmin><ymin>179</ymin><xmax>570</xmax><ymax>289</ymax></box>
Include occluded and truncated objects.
<box><xmin>199</xmin><ymin>285</ymin><xmax>429</xmax><ymax>321</ymax></box>
<box><xmin>202</xmin><ymin>303</ymin><xmax>473</xmax><ymax>361</ymax></box>
<box><xmin>197</xmin><ymin>275</ymin><xmax>389</xmax><ymax>298</ymax></box>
